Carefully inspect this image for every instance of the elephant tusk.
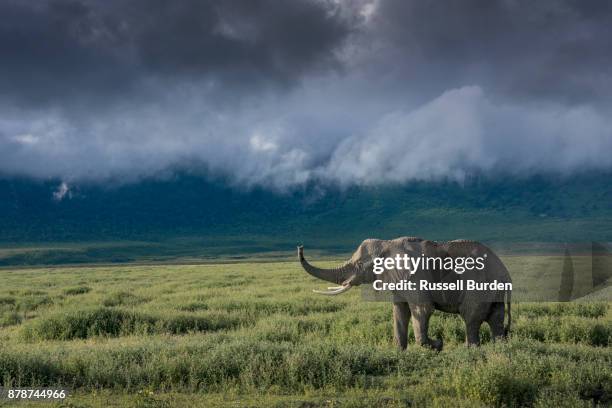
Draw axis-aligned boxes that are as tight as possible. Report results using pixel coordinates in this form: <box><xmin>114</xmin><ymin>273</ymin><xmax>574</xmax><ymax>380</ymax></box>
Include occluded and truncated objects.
<box><xmin>313</xmin><ymin>284</ymin><xmax>352</xmax><ymax>295</ymax></box>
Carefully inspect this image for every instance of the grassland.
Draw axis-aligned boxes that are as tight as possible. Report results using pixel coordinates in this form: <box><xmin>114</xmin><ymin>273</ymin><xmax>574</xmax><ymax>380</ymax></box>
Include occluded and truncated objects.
<box><xmin>0</xmin><ymin>258</ymin><xmax>610</xmax><ymax>407</ymax></box>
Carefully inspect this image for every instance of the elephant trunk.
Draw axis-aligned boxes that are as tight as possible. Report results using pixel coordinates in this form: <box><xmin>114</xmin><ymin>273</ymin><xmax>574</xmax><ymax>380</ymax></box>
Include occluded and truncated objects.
<box><xmin>298</xmin><ymin>246</ymin><xmax>354</xmax><ymax>285</ymax></box>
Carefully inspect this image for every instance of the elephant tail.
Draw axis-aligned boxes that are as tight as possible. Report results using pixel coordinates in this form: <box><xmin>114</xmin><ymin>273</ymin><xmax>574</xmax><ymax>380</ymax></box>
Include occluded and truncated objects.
<box><xmin>504</xmin><ymin>289</ymin><xmax>512</xmax><ymax>337</ymax></box>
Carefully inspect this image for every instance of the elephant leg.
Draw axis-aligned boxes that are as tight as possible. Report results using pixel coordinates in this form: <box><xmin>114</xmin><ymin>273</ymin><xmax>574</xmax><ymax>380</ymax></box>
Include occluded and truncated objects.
<box><xmin>409</xmin><ymin>304</ymin><xmax>443</xmax><ymax>351</ymax></box>
<box><xmin>393</xmin><ymin>302</ymin><xmax>411</xmax><ymax>350</ymax></box>
<box><xmin>464</xmin><ymin>318</ymin><xmax>482</xmax><ymax>346</ymax></box>
<box><xmin>487</xmin><ymin>302</ymin><xmax>506</xmax><ymax>341</ymax></box>
<box><xmin>460</xmin><ymin>301</ymin><xmax>488</xmax><ymax>347</ymax></box>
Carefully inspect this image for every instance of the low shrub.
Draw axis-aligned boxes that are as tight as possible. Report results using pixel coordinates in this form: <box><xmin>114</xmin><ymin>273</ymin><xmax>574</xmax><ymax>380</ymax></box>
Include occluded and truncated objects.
<box><xmin>449</xmin><ymin>355</ymin><xmax>543</xmax><ymax>407</ymax></box>
<box><xmin>514</xmin><ymin>317</ymin><xmax>610</xmax><ymax>346</ymax></box>
<box><xmin>0</xmin><ymin>296</ymin><xmax>16</xmax><ymax>306</ymax></box>
<box><xmin>208</xmin><ymin>299</ymin><xmax>344</xmax><ymax>317</ymax></box>
<box><xmin>17</xmin><ymin>295</ymin><xmax>53</xmax><ymax>312</ymax></box>
<box><xmin>177</xmin><ymin>302</ymin><xmax>208</xmax><ymax>312</ymax></box>
<box><xmin>20</xmin><ymin>308</ymin><xmax>246</xmax><ymax>341</ymax></box>
<box><xmin>520</xmin><ymin>303</ymin><xmax>608</xmax><ymax>319</ymax></box>
<box><xmin>102</xmin><ymin>291</ymin><xmax>146</xmax><ymax>307</ymax></box>
<box><xmin>0</xmin><ymin>311</ymin><xmax>22</xmax><ymax>327</ymax></box>
<box><xmin>63</xmin><ymin>286</ymin><xmax>92</xmax><ymax>296</ymax></box>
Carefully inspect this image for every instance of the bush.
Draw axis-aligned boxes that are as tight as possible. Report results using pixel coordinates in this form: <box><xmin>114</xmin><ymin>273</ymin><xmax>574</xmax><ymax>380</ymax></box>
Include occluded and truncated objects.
<box><xmin>21</xmin><ymin>308</ymin><xmax>155</xmax><ymax>340</ymax></box>
<box><xmin>514</xmin><ymin>316</ymin><xmax>610</xmax><ymax>346</ymax></box>
<box><xmin>0</xmin><ymin>296</ymin><xmax>16</xmax><ymax>306</ymax></box>
<box><xmin>20</xmin><ymin>308</ymin><xmax>245</xmax><ymax>341</ymax></box>
<box><xmin>63</xmin><ymin>286</ymin><xmax>91</xmax><ymax>296</ymax></box>
<box><xmin>177</xmin><ymin>301</ymin><xmax>208</xmax><ymax>312</ymax></box>
<box><xmin>209</xmin><ymin>298</ymin><xmax>344</xmax><ymax>317</ymax></box>
<box><xmin>520</xmin><ymin>303</ymin><xmax>608</xmax><ymax>319</ymax></box>
<box><xmin>0</xmin><ymin>311</ymin><xmax>22</xmax><ymax>327</ymax></box>
<box><xmin>102</xmin><ymin>291</ymin><xmax>146</xmax><ymax>307</ymax></box>
<box><xmin>17</xmin><ymin>295</ymin><xmax>52</xmax><ymax>312</ymax></box>
<box><xmin>450</xmin><ymin>356</ymin><xmax>542</xmax><ymax>407</ymax></box>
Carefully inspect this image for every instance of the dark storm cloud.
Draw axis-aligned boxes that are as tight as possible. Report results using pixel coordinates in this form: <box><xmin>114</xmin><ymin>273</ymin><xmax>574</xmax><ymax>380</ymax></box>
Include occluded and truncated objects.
<box><xmin>1</xmin><ymin>0</ymin><xmax>612</xmax><ymax>188</ymax></box>
<box><xmin>368</xmin><ymin>0</ymin><xmax>612</xmax><ymax>104</ymax></box>
<box><xmin>0</xmin><ymin>0</ymin><xmax>352</xmax><ymax>105</ymax></box>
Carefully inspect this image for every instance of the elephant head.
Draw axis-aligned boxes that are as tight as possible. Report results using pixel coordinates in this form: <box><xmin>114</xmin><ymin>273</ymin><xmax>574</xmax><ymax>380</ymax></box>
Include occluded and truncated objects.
<box><xmin>297</xmin><ymin>240</ymin><xmax>385</xmax><ymax>295</ymax></box>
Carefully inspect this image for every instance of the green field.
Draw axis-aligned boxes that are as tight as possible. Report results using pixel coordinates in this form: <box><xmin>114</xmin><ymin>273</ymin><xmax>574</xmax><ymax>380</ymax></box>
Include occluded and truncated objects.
<box><xmin>0</xmin><ymin>259</ymin><xmax>610</xmax><ymax>407</ymax></box>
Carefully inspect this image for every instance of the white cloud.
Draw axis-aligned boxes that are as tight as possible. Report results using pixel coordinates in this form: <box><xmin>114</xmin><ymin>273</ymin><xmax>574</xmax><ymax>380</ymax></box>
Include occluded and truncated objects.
<box><xmin>249</xmin><ymin>132</ymin><xmax>279</xmax><ymax>152</ymax></box>
<box><xmin>324</xmin><ymin>86</ymin><xmax>612</xmax><ymax>184</ymax></box>
<box><xmin>0</xmin><ymin>85</ymin><xmax>611</xmax><ymax>189</ymax></box>
<box><xmin>12</xmin><ymin>133</ymin><xmax>39</xmax><ymax>145</ymax></box>
<box><xmin>52</xmin><ymin>181</ymin><xmax>71</xmax><ymax>201</ymax></box>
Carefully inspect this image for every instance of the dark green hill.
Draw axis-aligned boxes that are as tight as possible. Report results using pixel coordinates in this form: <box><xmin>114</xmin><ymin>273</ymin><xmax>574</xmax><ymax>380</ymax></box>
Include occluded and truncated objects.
<box><xmin>0</xmin><ymin>172</ymin><xmax>610</xmax><ymax>265</ymax></box>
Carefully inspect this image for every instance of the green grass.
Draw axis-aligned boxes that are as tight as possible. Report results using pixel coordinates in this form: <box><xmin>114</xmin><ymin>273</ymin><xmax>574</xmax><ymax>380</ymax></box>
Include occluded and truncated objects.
<box><xmin>0</xmin><ymin>259</ymin><xmax>610</xmax><ymax>407</ymax></box>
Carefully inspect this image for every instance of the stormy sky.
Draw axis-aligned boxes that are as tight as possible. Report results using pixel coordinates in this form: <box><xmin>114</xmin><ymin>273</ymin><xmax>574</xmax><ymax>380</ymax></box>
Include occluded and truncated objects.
<box><xmin>1</xmin><ymin>0</ymin><xmax>612</xmax><ymax>188</ymax></box>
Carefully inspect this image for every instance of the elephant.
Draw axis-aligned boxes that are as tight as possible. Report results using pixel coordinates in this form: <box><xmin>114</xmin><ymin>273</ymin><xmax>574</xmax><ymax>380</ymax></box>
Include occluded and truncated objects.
<box><xmin>298</xmin><ymin>237</ymin><xmax>511</xmax><ymax>350</ymax></box>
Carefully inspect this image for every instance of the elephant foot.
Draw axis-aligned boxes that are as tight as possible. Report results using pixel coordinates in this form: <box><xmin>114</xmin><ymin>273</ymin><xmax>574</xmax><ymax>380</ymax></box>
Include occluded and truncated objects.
<box><xmin>419</xmin><ymin>338</ymin><xmax>443</xmax><ymax>351</ymax></box>
<box><xmin>431</xmin><ymin>338</ymin><xmax>443</xmax><ymax>352</ymax></box>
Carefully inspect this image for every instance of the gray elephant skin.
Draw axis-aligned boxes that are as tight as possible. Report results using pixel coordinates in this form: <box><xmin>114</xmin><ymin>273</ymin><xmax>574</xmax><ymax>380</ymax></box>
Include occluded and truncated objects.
<box><xmin>298</xmin><ymin>237</ymin><xmax>512</xmax><ymax>350</ymax></box>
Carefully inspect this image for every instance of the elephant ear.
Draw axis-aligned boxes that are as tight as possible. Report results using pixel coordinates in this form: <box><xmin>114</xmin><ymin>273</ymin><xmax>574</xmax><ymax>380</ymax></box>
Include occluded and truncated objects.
<box><xmin>422</xmin><ymin>240</ymin><xmax>448</xmax><ymax>273</ymax></box>
<box><xmin>377</xmin><ymin>248</ymin><xmax>399</xmax><ymax>280</ymax></box>
<box><xmin>351</xmin><ymin>239</ymin><xmax>383</xmax><ymax>264</ymax></box>
<box><xmin>376</xmin><ymin>244</ymin><xmax>424</xmax><ymax>303</ymax></box>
